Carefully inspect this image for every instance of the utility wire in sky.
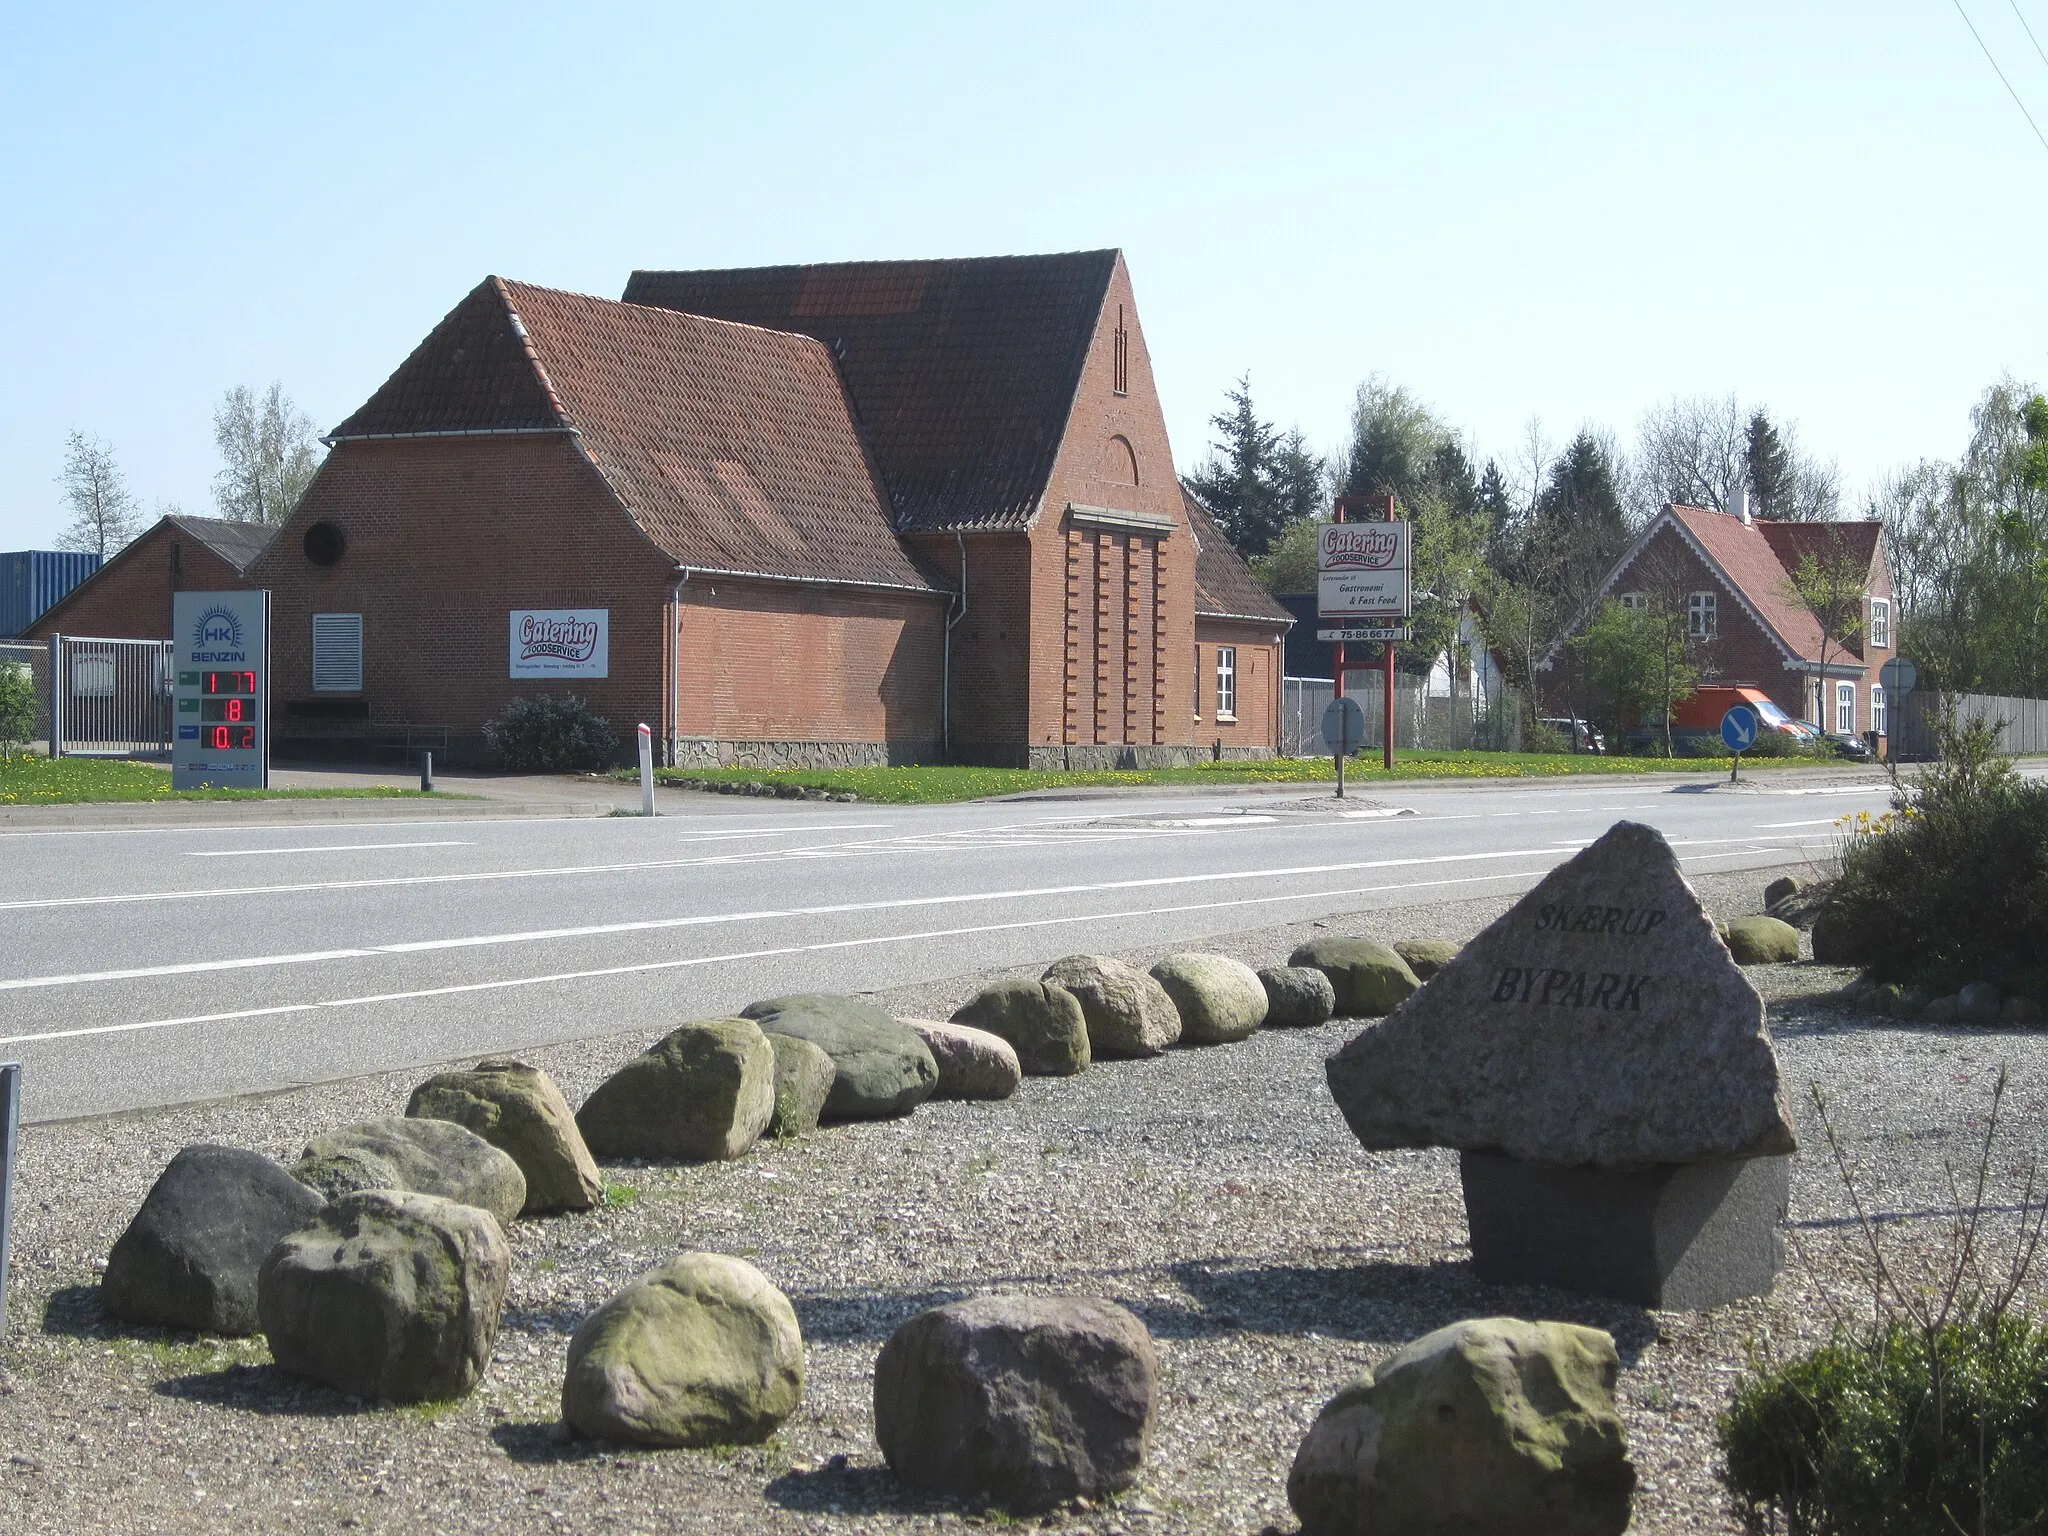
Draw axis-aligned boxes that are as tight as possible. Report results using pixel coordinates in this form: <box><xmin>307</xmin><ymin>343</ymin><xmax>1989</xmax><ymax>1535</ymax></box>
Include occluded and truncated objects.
<box><xmin>2009</xmin><ymin>0</ymin><xmax>2048</xmax><ymax>71</ymax></box>
<box><xmin>1952</xmin><ymin>0</ymin><xmax>2048</xmax><ymax>156</ymax></box>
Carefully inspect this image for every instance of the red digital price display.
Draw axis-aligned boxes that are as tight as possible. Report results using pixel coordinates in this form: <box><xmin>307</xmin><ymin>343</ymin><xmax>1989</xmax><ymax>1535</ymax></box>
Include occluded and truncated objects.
<box><xmin>207</xmin><ymin>724</ymin><xmax>258</xmax><ymax>749</ymax></box>
<box><xmin>204</xmin><ymin>671</ymin><xmax>257</xmax><ymax>695</ymax></box>
<box><xmin>198</xmin><ymin>669</ymin><xmax>259</xmax><ymax>750</ymax></box>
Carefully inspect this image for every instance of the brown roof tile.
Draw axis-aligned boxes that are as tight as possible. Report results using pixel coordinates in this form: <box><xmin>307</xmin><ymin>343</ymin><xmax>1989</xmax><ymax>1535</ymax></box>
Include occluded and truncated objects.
<box><xmin>1182</xmin><ymin>488</ymin><xmax>1293</xmax><ymax>623</ymax></box>
<box><xmin>330</xmin><ymin>278</ymin><xmax>940</xmax><ymax>593</ymax></box>
<box><xmin>623</xmin><ymin>252</ymin><xmax>1119</xmax><ymax>533</ymax></box>
<box><xmin>1669</xmin><ymin>506</ymin><xmax>1882</xmax><ymax>663</ymax></box>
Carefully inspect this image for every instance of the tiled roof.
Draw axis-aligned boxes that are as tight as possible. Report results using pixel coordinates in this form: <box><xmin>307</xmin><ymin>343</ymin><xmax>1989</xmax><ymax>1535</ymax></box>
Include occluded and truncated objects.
<box><xmin>1182</xmin><ymin>488</ymin><xmax>1293</xmax><ymax>623</ymax></box>
<box><xmin>167</xmin><ymin>514</ymin><xmax>274</xmax><ymax>574</ymax></box>
<box><xmin>330</xmin><ymin>278</ymin><xmax>941</xmax><ymax>593</ymax></box>
<box><xmin>1668</xmin><ymin>506</ymin><xmax>1881</xmax><ymax>663</ymax></box>
<box><xmin>623</xmin><ymin>252</ymin><xmax>1119</xmax><ymax>534</ymax></box>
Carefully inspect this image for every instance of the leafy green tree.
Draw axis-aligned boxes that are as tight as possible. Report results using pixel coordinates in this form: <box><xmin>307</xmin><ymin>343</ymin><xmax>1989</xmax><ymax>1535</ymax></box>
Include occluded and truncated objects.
<box><xmin>0</xmin><ymin>661</ymin><xmax>37</xmax><ymax>761</ymax></box>
<box><xmin>1570</xmin><ymin>598</ymin><xmax>1697</xmax><ymax>754</ymax></box>
<box><xmin>1783</xmin><ymin>529</ymin><xmax>1870</xmax><ymax>722</ymax></box>
<box><xmin>1250</xmin><ymin>516</ymin><xmax>1320</xmax><ymax>594</ymax></box>
<box><xmin>1339</xmin><ymin>375</ymin><xmax>1447</xmax><ymax>505</ymax></box>
<box><xmin>55</xmin><ymin>431</ymin><xmax>142</xmax><ymax>559</ymax></box>
<box><xmin>213</xmin><ymin>383</ymin><xmax>323</xmax><ymax>524</ymax></box>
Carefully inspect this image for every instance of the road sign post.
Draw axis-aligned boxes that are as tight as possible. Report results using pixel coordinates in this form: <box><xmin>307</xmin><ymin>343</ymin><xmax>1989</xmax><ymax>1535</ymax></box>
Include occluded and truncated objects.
<box><xmin>1322</xmin><ymin>695</ymin><xmax>1366</xmax><ymax>798</ymax></box>
<box><xmin>0</xmin><ymin>1062</ymin><xmax>17</xmax><ymax>1337</ymax></box>
<box><xmin>1721</xmin><ymin>704</ymin><xmax>1759</xmax><ymax>783</ymax></box>
<box><xmin>1878</xmin><ymin>658</ymin><xmax>1917</xmax><ymax>763</ymax></box>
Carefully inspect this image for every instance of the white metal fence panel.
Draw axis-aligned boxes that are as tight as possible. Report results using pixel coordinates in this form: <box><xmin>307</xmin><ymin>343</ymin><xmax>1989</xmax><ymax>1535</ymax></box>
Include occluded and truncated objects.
<box><xmin>47</xmin><ymin>636</ymin><xmax>174</xmax><ymax>757</ymax></box>
<box><xmin>1893</xmin><ymin>691</ymin><xmax>2048</xmax><ymax>760</ymax></box>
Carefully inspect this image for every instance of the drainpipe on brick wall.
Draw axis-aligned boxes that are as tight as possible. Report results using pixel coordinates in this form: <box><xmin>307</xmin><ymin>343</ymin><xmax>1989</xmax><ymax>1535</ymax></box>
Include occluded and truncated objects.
<box><xmin>668</xmin><ymin>571</ymin><xmax>686</xmax><ymax>767</ymax></box>
<box><xmin>943</xmin><ymin>532</ymin><xmax>969</xmax><ymax>762</ymax></box>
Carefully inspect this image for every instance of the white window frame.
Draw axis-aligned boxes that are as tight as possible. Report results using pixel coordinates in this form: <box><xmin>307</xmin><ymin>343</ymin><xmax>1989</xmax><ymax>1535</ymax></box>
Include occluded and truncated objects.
<box><xmin>1215</xmin><ymin>646</ymin><xmax>1237</xmax><ymax>721</ymax></box>
<box><xmin>1687</xmin><ymin>591</ymin><xmax>1718</xmax><ymax>637</ymax></box>
<box><xmin>1835</xmin><ymin>680</ymin><xmax>1855</xmax><ymax>734</ymax></box>
<box><xmin>312</xmin><ymin>612</ymin><xmax>364</xmax><ymax>693</ymax></box>
<box><xmin>1869</xmin><ymin>597</ymin><xmax>1890</xmax><ymax>649</ymax></box>
<box><xmin>1871</xmin><ymin>684</ymin><xmax>1887</xmax><ymax>736</ymax></box>
<box><xmin>1618</xmin><ymin>592</ymin><xmax>1647</xmax><ymax>612</ymax></box>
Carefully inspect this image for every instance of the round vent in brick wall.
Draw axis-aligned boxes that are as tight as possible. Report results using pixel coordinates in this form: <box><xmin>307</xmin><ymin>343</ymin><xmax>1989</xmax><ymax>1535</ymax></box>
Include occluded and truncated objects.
<box><xmin>303</xmin><ymin>522</ymin><xmax>347</xmax><ymax>566</ymax></box>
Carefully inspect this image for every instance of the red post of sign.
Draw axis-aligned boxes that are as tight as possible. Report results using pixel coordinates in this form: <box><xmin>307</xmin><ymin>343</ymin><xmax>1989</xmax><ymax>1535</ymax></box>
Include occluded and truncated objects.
<box><xmin>1331</xmin><ymin>497</ymin><xmax>1347</xmax><ymax>799</ymax></box>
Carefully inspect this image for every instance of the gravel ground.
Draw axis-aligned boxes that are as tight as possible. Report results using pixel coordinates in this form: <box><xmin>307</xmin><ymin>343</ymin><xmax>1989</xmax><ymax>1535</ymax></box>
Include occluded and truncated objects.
<box><xmin>6</xmin><ymin>866</ymin><xmax>2047</xmax><ymax>1535</ymax></box>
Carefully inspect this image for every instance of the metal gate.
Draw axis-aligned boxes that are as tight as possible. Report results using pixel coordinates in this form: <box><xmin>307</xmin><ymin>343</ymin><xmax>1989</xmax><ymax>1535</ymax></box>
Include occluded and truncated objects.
<box><xmin>43</xmin><ymin>635</ymin><xmax>174</xmax><ymax>757</ymax></box>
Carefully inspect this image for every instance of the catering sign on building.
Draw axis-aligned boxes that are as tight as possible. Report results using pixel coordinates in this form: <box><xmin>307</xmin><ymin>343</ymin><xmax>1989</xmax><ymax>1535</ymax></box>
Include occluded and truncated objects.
<box><xmin>509</xmin><ymin>609</ymin><xmax>608</xmax><ymax>678</ymax></box>
<box><xmin>1317</xmin><ymin>522</ymin><xmax>1411</xmax><ymax>619</ymax></box>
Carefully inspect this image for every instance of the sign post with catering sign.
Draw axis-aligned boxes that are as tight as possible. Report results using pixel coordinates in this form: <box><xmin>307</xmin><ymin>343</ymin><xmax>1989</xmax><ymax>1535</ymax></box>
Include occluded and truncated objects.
<box><xmin>1318</xmin><ymin>497</ymin><xmax>1411</xmax><ymax>781</ymax></box>
<box><xmin>171</xmin><ymin>589</ymin><xmax>270</xmax><ymax>791</ymax></box>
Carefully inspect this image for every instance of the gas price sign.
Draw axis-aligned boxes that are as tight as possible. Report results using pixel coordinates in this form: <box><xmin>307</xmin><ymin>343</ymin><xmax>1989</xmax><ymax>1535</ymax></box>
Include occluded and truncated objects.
<box><xmin>172</xmin><ymin>590</ymin><xmax>271</xmax><ymax>790</ymax></box>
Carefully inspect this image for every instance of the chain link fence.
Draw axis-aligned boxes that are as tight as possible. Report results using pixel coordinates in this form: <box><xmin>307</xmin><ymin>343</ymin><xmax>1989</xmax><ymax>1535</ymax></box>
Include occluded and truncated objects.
<box><xmin>1281</xmin><ymin>676</ymin><xmax>1526</xmax><ymax>757</ymax></box>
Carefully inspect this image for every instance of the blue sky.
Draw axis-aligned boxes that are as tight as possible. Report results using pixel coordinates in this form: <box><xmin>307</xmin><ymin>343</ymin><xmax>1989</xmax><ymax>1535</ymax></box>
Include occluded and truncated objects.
<box><xmin>3</xmin><ymin>1</ymin><xmax>2044</xmax><ymax>548</ymax></box>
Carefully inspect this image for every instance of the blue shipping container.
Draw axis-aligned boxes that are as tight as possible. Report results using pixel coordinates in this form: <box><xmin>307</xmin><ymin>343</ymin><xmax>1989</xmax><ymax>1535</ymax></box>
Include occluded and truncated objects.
<box><xmin>0</xmin><ymin>550</ymin><xmax>101</xmax><ymax>638</ymax></box>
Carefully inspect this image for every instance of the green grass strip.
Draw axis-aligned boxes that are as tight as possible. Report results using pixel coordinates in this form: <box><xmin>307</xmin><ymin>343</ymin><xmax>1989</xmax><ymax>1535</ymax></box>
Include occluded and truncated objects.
<box><xmin>0</xmin><ymin>755</ymin><xmax>431</xmax><ymax>805</ymax></box>
<box><xmin>638</xmin><ymin>749</ymin><xmax>1819</xmax><ymax>805</ymax></box>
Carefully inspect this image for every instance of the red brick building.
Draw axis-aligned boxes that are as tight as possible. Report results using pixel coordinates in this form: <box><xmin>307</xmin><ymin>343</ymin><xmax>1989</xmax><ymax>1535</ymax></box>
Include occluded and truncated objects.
<box><xmin>1554</xmin><ymin>500</ymin><xmax>1899</xmax><ymax>746</ymax></box>
<box><xmin>225</xmin><ymin>250</ymin><xmax>1287</xmax><ymax>766</ymax></box>
<box><xmin>26</xmin><ymin>515</ymin><xmax>274</xmax><ymax>641</ymax></box>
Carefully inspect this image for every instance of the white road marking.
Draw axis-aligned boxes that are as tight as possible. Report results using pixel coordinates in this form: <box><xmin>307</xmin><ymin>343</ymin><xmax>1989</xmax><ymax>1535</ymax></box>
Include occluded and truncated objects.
<box><xmin>1756</xmin><ymin>818</ymin><xmax>1844</xmax><ymax>829</ymax></box>
<box><xmin>187</xmin><ymin>841</ymin><xmax>475</xmax><ymax>857</ymax></box>
<box><xmin>0</xmin><ymin>843</ymin><xmax>1805</xmax><ymax>1050</ymax></box>
<box><xmin>0</xmin><ymin>834</ymin><xmax>1819</xmax><ymax>996</ymax></box>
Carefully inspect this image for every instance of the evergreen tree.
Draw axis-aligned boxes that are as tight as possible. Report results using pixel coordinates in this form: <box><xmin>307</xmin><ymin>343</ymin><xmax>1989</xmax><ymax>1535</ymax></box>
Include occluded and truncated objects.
<box><xmin>1183</xmin><ymin>375</ymin><xmax>1284</xmax><ymax>555</ymax></box>
<box><xmin>1271</xmin><ymin>427</ymin><xmax>1328</xmax><ymax>526</ymax></box>
<box><xmin>1746</xmin><ymin>409</ymin><xmax>1792</xmax><ymax>519</ymax></box>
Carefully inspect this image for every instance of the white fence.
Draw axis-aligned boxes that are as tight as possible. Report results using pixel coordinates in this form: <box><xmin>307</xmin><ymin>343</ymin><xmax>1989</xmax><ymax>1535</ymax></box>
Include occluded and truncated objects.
<box><xmin>9</xmin><ymin>635</ymin><xmax>177</xmax><ymax>758</ymax></box>
<box><xmin>1281</xmin><ymin>676</ymin><xmax>1525</xmax><ymax>757</ymax></box>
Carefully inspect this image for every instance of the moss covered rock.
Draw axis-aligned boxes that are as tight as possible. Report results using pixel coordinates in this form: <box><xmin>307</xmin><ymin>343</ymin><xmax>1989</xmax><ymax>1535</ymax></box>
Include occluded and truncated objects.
<box><xmin>1288</xmin><ymin>1317</ymin><xmax>1635</xmax><ymax>1536</ymax></box>
<box><xmin>1722</xmin><ymin>915</ymin><xmax>1802</xmax><ymax>966</ymax></box>
<box><xmin>293</xmin><ymin>1117</ymin><xmax>526</xmax><ymax>1228</ymax></box>
<box><xmin>952</xmin><ymin>980</ymin><xmax>1090</xmax><ymax>1076</ymax></box>
<box><xmin>1148</xmin><ymin>953</ymin><xmax>1267</xmax><ymax>1043</ymax></box>
<box><xmin>577</xmin><ymin>1018</ymin><xmax>776</xmax><ymax>1163</ymax></box>
<box><xmin>765</xmin><ymin>1033</ymin><xmax>835</xmax><ymax>1138</ymax></box>
<box><xmin>561</xmin><ymin>1252</ymin><xmax>803</xmax><ymax>1447</ymax></box>
<box><xmin>740</xmin><ymin>995</ymin><xmax>938</xmax><ymax>1120</ymax></box>
<box><xmin>1041</xmin><ymin>954</ymin><xmax>1181</xmax><ymax>1057</ymax></box>
<box><xmin>258</xmin><ymin>1189</ymin><xmax>510</xmax><ymax>1404</ymax></box>
<box><xmin>1288</xmin><ymin>936</ymin><xmax>1421</xmax><ymax>1017</ymax></box>
<box><xmin>406</xmin><ymin>1060</ymin><xmax>601</xmax><ymax>1214</ymax></box>
<box><xmin>1392</xmin><ymin>938</ymin><xmax>1460</xmax><ymax>981</ymax></box>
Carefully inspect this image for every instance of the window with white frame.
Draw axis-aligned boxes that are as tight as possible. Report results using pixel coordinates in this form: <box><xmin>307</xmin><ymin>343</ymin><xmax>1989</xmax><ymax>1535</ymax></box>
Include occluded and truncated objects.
<box><xmin>1215</xmin><ymin>646</ymin><xmax>1237</xmax><ymax>720</ymax></box>
<box><xmin>1871</xmin><ymin>684</ymin><xmax>1887</xmax><ymax>736</ymax></box>
<box><xmin>1835</xmin><ymin>680</ymin><xmax>1855</xmax><ymax>734</ymax></box>
<box><xmin>1618</xmin><ymin>592</ymin><xmax>1647</xmax><ymax>611</ymax></box>
<box><xmin>312</xmin><ymin>613</ymin><xmax>364</xmax><ymax>692</ymax></box>
<box><xmin>1869</xmin><ymin>597</ymin><xmax>1890</xmax><ymax>649</ymax></box>
<box><xmin>1688</xmin><ymin>591</ymin><xmax>1718</xmax><ymax>637</ymax></box>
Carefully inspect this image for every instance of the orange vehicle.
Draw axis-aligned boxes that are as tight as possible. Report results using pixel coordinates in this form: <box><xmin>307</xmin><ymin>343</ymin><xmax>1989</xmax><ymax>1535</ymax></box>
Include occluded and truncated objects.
<box><xmin>1667</xmin><ymin>685</ymin><xmax>1815</xmax><ymax>741</ymax></box>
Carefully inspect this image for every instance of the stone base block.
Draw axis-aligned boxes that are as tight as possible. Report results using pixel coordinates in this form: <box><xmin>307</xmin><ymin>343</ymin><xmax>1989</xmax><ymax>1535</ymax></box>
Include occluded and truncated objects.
<box><xmin>1460</xmin><ymin>1150</ymin><xmax>1789</xmax><ymax>1310</ymax></box>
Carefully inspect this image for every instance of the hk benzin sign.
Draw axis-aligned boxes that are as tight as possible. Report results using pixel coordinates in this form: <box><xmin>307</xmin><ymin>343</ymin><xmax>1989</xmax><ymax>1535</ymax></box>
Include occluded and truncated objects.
<box><xmin>1317</xmin><ymin>522</ymin><xmax>1411</xmax><ymax>619</ymax></box>
<box><xmin>509</xmin><ymin>609</ymin><xmax>609</xmax><ymax>678</ymax></box>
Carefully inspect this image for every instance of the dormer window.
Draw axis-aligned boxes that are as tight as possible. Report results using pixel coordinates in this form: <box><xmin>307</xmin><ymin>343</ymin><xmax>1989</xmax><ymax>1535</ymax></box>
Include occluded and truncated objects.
<box><xmin>1112</xmin><ymin>305</ymin><xmax>1129</xmax><ymax>396</ymax></box>
<box><xmin>1869</xmin><ymin>597</ymin><xmax>1890</xmax><ymax>648</ymax></box>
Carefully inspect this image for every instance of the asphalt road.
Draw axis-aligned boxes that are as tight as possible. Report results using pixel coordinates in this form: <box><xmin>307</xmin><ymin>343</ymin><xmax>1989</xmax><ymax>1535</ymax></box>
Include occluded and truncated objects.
<box><xmin>0</xmin><ymin>774</ymin><xmax>1895</xmax><ymax>1123</ymax></box>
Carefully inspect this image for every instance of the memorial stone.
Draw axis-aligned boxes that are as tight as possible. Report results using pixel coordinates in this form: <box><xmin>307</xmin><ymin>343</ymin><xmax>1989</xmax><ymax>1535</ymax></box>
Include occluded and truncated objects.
<box><xmin>1324</xmin><ymin>821</ymin><xmax>1798</xmax><ymax>1308</ymax></box>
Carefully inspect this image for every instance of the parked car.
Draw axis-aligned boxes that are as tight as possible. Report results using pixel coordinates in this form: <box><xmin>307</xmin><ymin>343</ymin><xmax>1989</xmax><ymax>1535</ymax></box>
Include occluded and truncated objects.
<box><xmin>1817</xmin><ymin>730</ymin><xmax>1872</xmax><ymax>761</ymax></box>
<box><xmin>1538</xmin><ymin>716</ymin><xmax>1605</xmax><ymax>753</ymax></box>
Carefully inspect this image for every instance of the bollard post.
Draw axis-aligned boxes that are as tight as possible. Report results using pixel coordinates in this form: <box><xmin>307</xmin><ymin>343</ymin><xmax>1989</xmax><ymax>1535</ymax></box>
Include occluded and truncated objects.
<box><xmin>420</xmin><ymin>750</ymin><xmax>434</xmax><ymax>794</ymax></box>
<box><xmin>637</xmin><ymin>723</ymin><xmax>655</xmax><ymax>816</ymax></box>
<box><xmin>0</xmin><ymin>1062</ymin><xmax>17</xmax><ymax>1336</ymax></box>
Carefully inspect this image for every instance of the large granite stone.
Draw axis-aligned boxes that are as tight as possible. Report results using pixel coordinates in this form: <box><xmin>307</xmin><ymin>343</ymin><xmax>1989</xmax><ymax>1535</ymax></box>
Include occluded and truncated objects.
<box><xmin>576</xmin><ymin>1019</ymin><xmax>776</xmax><ymax>1163</ymax></box>
<box><xmin>952</xmin><ymin>980</ymin><xmax>1090</xmax><ymax>1076</ymax></box>
<box><xmin>292</xmin><ymin>1118</ymin><xmax>527</xmax><ymax>1228</ymax></box>
<box><xmin>1288</xmin><ymin>936</ymin><xmax>1420</xmax><ymax>1017</ymax></box>
<box><xmin>740</xmin><ymin>995</ymin><xmax>938</xmax><ymax>1121</ymax></box>
<box><xmin>1325</xmin><ymin>821</ymin><xmax>1798</xmax><ymax>1167</ymax></box>
<box><xmin>1288</xmin><ymin>1317</ymin><xmax>1634</xmax><ymax>1536</ymax></box>
<box><xmin>766</xmin><ymin>1033</ymin><xmax>836</xmax><ymax>1138</ymax></box>
<box><xmin>102</xmin><ymin>1145</ymin><xmax>326</xmax><ymax>1336</ymax></box>
<box><xmin>1041</xmin><ymin>955</ymin><xmax>1182</xmax><ymax>1057</ymax></box>
<box><xmin>1148</xmin><ymin>953</ymin><xmax>1266</xmax><ymax>1043</ymax></box>
<box><xmin>901</xmin><ymin>1020</ymin><xmax>1023</xmax><ymax>1100</ymax></box>
<box><xmin>406</xmin><ymin>1060</ymin><xmax>602</xmax><ymax>1213</ymax></box>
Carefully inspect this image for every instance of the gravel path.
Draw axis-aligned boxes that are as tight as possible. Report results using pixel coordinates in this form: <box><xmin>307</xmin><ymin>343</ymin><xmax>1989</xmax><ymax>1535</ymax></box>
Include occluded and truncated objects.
<box><xmin>6</xmin><ymin>867</ymin><xmax>2044</xmax><ymax>1534</ymax></box>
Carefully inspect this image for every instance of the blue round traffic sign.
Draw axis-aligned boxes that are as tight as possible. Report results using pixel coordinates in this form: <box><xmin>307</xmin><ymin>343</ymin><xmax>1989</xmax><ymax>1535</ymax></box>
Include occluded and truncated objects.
<box><xmin>1720</xmin><ymin>705</ymin><xmax>1759</xmax><ymax>754</ymax></box>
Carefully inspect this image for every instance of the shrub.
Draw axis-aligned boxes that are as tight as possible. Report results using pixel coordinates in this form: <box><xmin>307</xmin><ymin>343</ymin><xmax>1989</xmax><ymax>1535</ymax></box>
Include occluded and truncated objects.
<box><xmin>480</xmin><ymin>694</ymin><xmax>620</xmax><ymax>772</ymax></box>
<box><xmin>1523</xmin><ymin>718</ymin><xmax>1569</xmax><ymax>754</ymax></box>
<box><xmin>1719</xmin><ymin>1073</ymin><xmax>2048</xmax><ymax>1535</ymax></box>
<box><xmin>1828</xmin><ymin>713</ymin><xmax>2048</xmax><ymax>990</ymax></box>
<box><xmin>1745</xmin><ymin>729</ymin><xmax>1826</xmax><ymax>760</ymax></box>
<box><xmin>0</xmin><ymin>661</ymin><xmax>35</xmax><ymax>762</ymax></box>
